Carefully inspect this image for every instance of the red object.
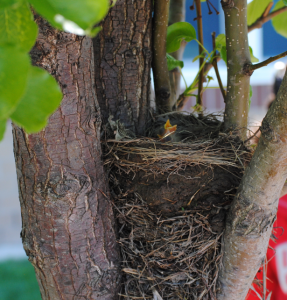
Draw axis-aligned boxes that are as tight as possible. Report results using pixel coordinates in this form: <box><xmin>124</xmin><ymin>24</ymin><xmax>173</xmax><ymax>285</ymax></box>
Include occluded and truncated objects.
<box><xmin>246</xmin><ymin>194</ymin><xmax>287</xmax><ymax>300</ymax></box>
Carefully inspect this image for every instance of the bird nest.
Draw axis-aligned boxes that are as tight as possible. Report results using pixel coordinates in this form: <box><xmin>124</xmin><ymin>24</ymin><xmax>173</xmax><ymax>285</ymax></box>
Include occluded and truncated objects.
<box><xmin>104</xmin><ymin>114</ymin><xmax>253</xmax><ymax>299</ymax></box>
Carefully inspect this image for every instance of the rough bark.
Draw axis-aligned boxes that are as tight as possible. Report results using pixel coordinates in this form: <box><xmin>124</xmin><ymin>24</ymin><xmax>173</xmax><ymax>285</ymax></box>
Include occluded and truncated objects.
<box><xmin>13</xmin><ymin>17</ymin><xmax>121</xmax><ymax>300</ymax></box>
<box><xmin>217</xmin><ymin>70</ymin><xmax>287</xmax><ymax>299</ymax></box>
<box><xmin>222</xmin><ymin>0</ymin><xmax>251</xmax><ymax>139</ymax></box>
<box><xmin>93</xmin><ymin>0</ymin><xmax>152</xmax><ymax>135</ymax></box>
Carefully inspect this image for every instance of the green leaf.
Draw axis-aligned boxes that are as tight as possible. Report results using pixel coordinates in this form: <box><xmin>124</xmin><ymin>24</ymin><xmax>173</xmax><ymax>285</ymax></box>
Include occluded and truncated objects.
<box><xmin>249</xmin><ymin>46</ymin><xmax>259</xmax><ymax>63</ymax></box>
<box><xmin>166</xmin><ymin>22</ymin><xmax>196</xmax><ymax>53</ymax></box>
<box><xmin>28</xmin><ymin>0</ymin><xmax>59</xmax><ymax>28</ymax></box>
<box><xmin>284</xmin><ymin>0</ymin><xmax>287</xmax><ymax>5</ymax></box>
<box><xmin>11</xmin><ymin>66</ymin><xmax>62</xmax><ymax>133</ymax></box>
<box><xmin>219</xmin><ymin>46</ymin><xmax>227</xmax><ymax>65</ymax></box>
<box><xmin>247</xmin><ymin>0</ymin><xmax>273</xmax><ymax>26</ymax></box>
<box><xmin>0</xmin><ymin>2</ymin><xmax>38</xmax><ymax>52</ymax></box>
<box><xmin>0</xmin><ymin>119</ymin><xmax>6</xmax><ymax>141</ymax></box>
<box><xmin>166</xmin><ymin>54</ymin><xmax>184</xmax><ymax>71</ymax></box>
<box><xmin>272</xmin><ymin>0</ymin><xmax>287</xmax><ymax>38</ymax></box>
<box><xmin>29</xmin><ymin>0</ymin><xmax>109</xmax><ymax>33</ymax></box>
<box><xmin>0</xmin><ymin>0</ymin><xmax>21</xmax><ymax>10</ymax></box>
<box><xmin>0</xmin><ymin>46</ymin><xmax>30</xmax><ymax>120</ymax></box>
<box><xmin>215</xmin><ymin>34</ymin><xmax>226</xmax><ymax>50</ymax></box>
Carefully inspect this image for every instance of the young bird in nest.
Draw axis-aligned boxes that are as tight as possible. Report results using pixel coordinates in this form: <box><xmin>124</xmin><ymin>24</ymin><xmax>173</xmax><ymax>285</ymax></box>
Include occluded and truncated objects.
<box><xmin>158</xmin><ymin>119</ymin><xmax>179</xmax><ymax>142</ymax></box>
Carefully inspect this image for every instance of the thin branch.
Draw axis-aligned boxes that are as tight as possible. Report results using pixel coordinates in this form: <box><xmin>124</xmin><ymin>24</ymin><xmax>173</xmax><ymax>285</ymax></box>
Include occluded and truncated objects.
<box><xmin>203</xmin><ymin>5</ymin><xmax>287</xmax><ymax>76</ymax></box>
<box><xmin>152</xmin><ymin>0</ymin><xmax>171</xmax><ymax>112</ymax></box>
<box><xmin>247</xmin><ymin>50</ymin><xmax>287</xmax><ymax>73</ymax></box>
<box><xmin>195</xmin><ymin>0</ymin><xmax>204</xmax><ymax>107</ymax></box>
<box><xmin>248</xmin><ymin>6</ymin><xmax>287</xmax><ymax>32</ymax></box>
<box><xmin>180</xmin><ymin>2</ymin><xmax>287</xmax><ymax>111</ymax></box>
<box><xmin>263</xmin><ymin>2</ymin><xmax>273</xmax><ymax>18</ymax></box>
<box><xmin>168</xmin><ymin>0</ymin><xmax>187</xmax><ymax>109</ymax></box>
<box><xmin>211</xmin><ymin>32</ymin><xmax>226</xmax><ymax>103</ymax></box>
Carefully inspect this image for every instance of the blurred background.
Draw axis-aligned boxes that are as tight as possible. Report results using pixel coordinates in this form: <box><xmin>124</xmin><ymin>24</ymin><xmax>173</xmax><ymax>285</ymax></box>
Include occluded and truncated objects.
<box><xmin>1</xmin><ymin>0</ymin><xmax>286</xmax><ymax>299</ymax></box>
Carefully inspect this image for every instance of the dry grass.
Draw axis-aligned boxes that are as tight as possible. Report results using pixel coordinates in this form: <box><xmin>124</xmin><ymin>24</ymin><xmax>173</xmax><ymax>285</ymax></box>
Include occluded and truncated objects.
<box><xmin>104</xmin><ymin>113</ymin><xmax>254</xmax><ymax>299</ymax></box>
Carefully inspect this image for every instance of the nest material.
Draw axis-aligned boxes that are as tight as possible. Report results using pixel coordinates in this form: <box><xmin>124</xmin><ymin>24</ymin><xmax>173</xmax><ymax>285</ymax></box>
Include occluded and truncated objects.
<box><xmin>104</xmin><ymin>114</ymin><xmax>253</xmax><ymax>299</ymax></box>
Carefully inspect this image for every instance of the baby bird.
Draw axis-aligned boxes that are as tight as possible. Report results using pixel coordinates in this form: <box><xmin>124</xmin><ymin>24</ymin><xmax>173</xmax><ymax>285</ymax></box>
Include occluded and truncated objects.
<box><xmin>157</xmin><ymin>119</ymin><xmax>178</xmax><ymax>142</ymax></box>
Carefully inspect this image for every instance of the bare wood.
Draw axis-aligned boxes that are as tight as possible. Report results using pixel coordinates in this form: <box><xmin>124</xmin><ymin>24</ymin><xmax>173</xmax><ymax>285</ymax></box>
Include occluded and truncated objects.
<box><xmin>217</xmin><ymin>68</ymin><xmax>287</xmax><ymax>300</ymax></box>
<box><xmin>152</xmin><ymin>0</ymin><xmax>172</xmax><ymax>112</ymax></box>
<box><xmin>14</xmin><ymin>17</ymin><xmax>121</xmax><ymax>299</ymax></box>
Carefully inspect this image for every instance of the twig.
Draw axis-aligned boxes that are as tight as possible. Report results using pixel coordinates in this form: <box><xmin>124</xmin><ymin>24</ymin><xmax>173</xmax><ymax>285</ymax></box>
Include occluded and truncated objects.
<box><xmin>263</xmin><ymin>2</ymin><xmax>273</xmax><ymax>18</ymax></box>
<box><xmin>248</xmin><ymin>5</ymin><xmax>287</xmax><ymax>32</ymax></box>
<box><xmin>152</xmin><ymin>0</ymin><xmax>171</xmax><ymax>112</ymax></box>
<box><xmin>195</xmin><ymin>0</ymin><xmax>204</xmax><ymax>108</ymax></box>
<box><xmin>244</xmin><ymin>128</ymin><xmax>260</xmax><ymax>144</ymax></box>
<box><xmin>211</xmin><ymin>32</ymin><xmax>226</xmax><ymax>102</ymax></box>
<box><xmin>247</xmin><ymin>50</ymin><xmax>287</xmax><ymax>73</ymax></box>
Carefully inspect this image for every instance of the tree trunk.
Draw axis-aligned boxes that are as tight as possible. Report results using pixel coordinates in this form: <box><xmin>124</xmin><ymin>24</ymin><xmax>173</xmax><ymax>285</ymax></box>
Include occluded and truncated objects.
<box><xmin>13</xmin><ymin>1</ymin><xmax>152</xmax><ymax>298</ymax></box>
<box><xmin>13</xmin><ymin>17</ymin><xmax>121</xmax><ymax>300</ymax></box>
<box><xmin>217</xmin><ymin>68</ymin><xmax>287</xmax><ymax>300</ymax></box>
<box><xmin>93</xmin><ymin>0</ymin><xmax>152</xmax><ymax>135</ymax></box>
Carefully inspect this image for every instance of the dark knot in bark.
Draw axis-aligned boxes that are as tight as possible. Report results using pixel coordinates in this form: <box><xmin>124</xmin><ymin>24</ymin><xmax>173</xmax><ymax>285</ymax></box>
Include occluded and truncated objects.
<box><xmin>260</xmin><ymin>119</ymin><xmax>281</xmax><ymax>143</ymax></box>
<box><xmin>221</xmin><ymin>0</ymin><xmax>234</xmax><ymax>9</ymax></box>
<box><xmin>242</xmin><ymin>63</ymin><xmax>254</xmax><ymax>77</ymax></box>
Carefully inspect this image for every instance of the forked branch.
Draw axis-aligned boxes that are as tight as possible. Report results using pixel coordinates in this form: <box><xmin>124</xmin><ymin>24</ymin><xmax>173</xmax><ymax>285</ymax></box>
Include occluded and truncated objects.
<box><xmin>248</xmin><ymin>5</ymin><xmax>287</xmax><ymax>32</ymax></box>
<box><xmin>244</xmin><ymin>50</ymin><xmax>287</xmax><ymax>74</ymax></box>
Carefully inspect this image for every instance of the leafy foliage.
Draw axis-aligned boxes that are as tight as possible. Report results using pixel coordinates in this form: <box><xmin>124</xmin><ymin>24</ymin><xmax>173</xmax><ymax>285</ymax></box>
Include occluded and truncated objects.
<box><xmin>0</xmin><ymin>46</ymin><xmax>30</xmax><ymax>120</ymax></box>
<box><xmin>0</xmin><ymin>0</ymin><xmax>110</xmax><ymax>140</ymax></box>
<box><xmin>166</xmin><ymin>22</ymin><xmax>196</xmax><ymax>53</ymax></box>
<box><xmin>166</xmin><ymin>53</ymin><xmax>184</xmax><ymax>71</ymax></box>
<box><xmin>10</xmin><ymin>66</ymin><xmax>62</xmax><ymax>133</ymax></box>
<box><xmin>29</xmin><ymin>0</ymin><xmax>109</xmax><ymax>35</ymax></box>
<box><xmin>247</xmin><ymin>0</ymin><xmax>273</xmax><ymax>26</ymax></box>
<box><xmin>272</xmin><ymin>0</ymin><xmax>287</xmax><ymax>38</ymax></box>
<box><xmin>0</xmin><ymin>2</ymin><xmax>38</xmax><ymax>51</ymax></box>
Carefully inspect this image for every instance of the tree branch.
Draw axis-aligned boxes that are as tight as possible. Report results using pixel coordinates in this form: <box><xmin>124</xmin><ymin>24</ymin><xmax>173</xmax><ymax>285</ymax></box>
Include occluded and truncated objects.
<box><xmin>202</xmin><ymin>4</ymin><xmax>287</xmax><ymax>81</ymax></box>
<box><xmin>248</xmin><ymin>5</ymin><xmax>287</xmax><ymax>32</ymax></box>
<box><xmin>217</xmin><ymin>59</ymin><xmax>287</xmax><ymax>300</ymax></box>
<box><xmin>212</xmin><ymin>32</ymin><xmax>226</xmax><ymax>102</ymax></box>
<box><xmin>245</xmin><ymin>50</ymin><xmax>287</xmax><ymax>73</ymax></box>
<box><xmin>222</xmin><ymin>0</ymin><xmax>251</xmax><ymax>139</ymax></box>
<box><xmin>195</xmin><ymin>0</ymin><xmax>204</xmax><ymax>107</ymax></box>
<box><xmin>168</xmin><ymin>0</ymin><xmax>186</xmax><ymax>110</ymax></box>
<box><xmin>152</xmin><ymin>0</ymin><xmax>172</xmax><ymax>112</ymax></box>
